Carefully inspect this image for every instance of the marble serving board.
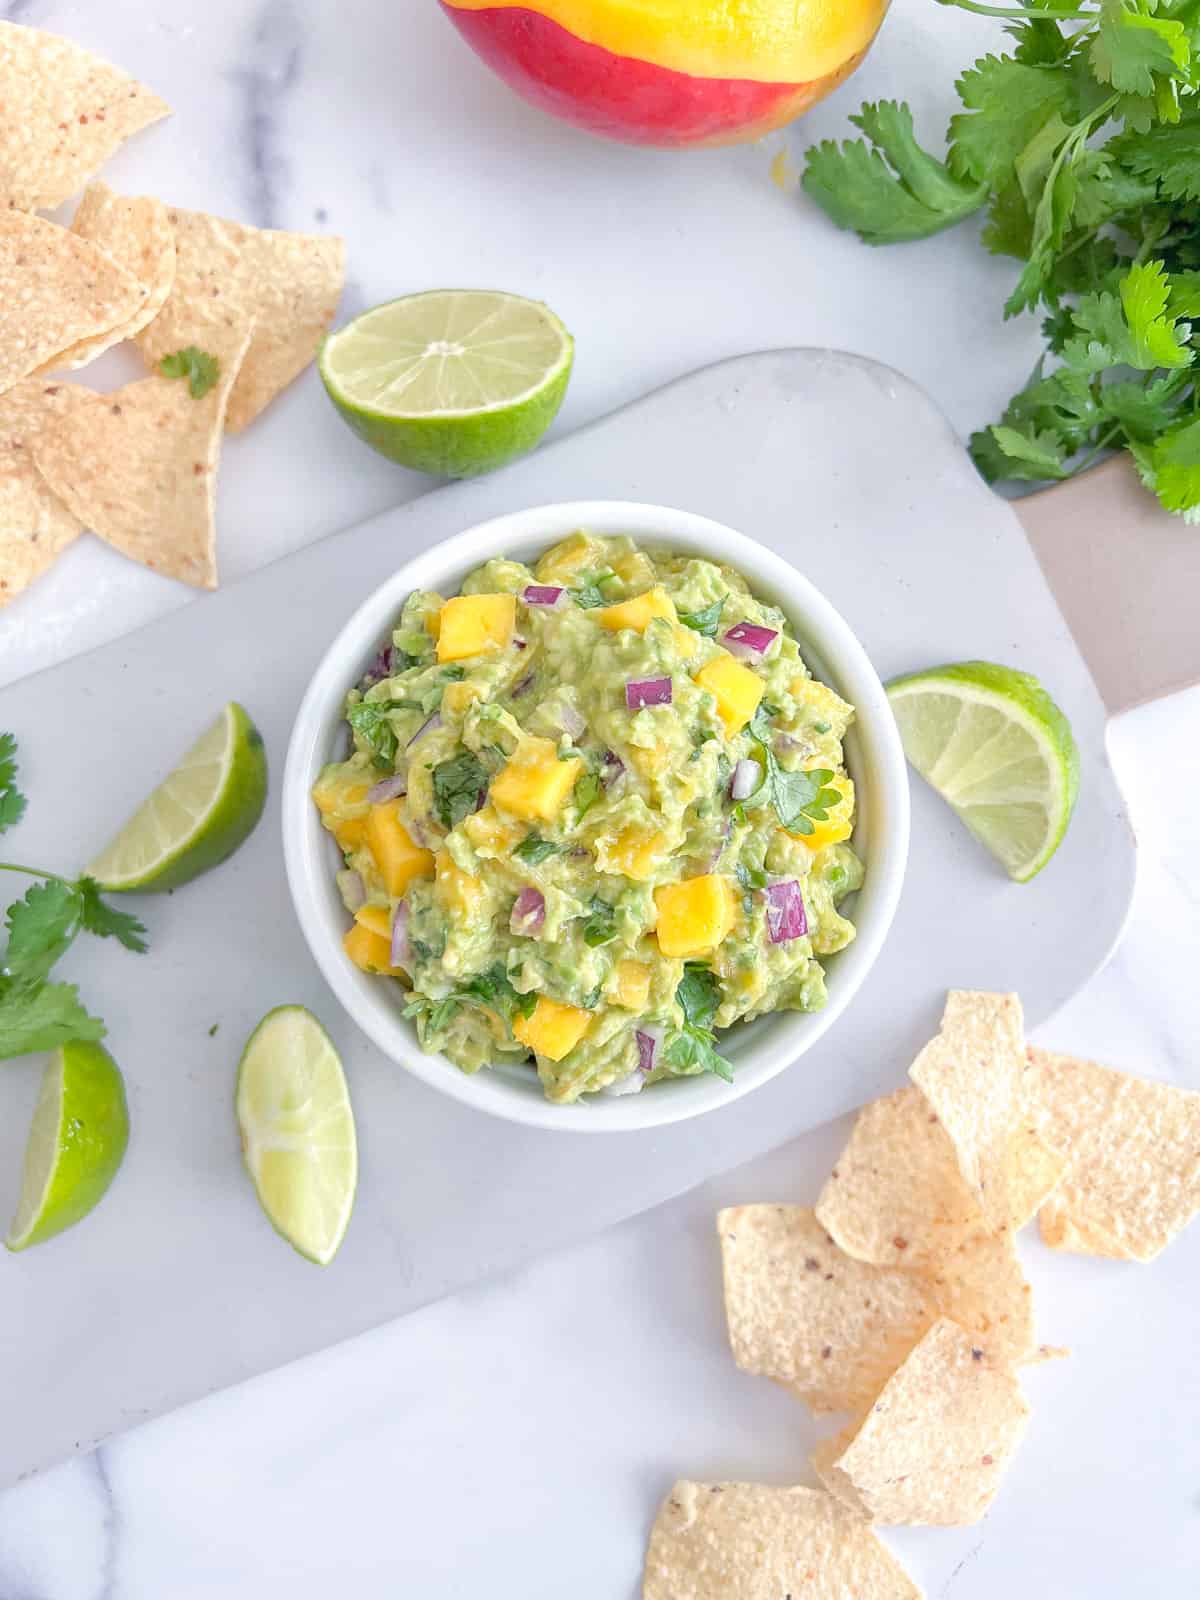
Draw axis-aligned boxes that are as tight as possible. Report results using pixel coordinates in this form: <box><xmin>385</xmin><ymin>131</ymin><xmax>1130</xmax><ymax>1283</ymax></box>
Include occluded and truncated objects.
<box><xmin>0</xmin><ymin>350</ymin><xmax>1135</xmax><ymax>1487</ymax></box>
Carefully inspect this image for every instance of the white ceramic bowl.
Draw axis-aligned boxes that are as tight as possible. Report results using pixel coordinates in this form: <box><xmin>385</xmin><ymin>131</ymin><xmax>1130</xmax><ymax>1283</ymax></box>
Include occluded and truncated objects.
<box><xmin>283</xmin><ymin>501</ymin><xmax>909</xmax><ymax>1132</ymax></box>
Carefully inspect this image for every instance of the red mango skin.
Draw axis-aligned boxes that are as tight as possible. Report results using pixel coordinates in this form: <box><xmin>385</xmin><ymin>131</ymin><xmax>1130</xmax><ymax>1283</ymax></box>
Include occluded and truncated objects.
<box><xmin>441</xmin><ymin>4</ymin><xmax>868</xmax><ymax>149</ymax></box>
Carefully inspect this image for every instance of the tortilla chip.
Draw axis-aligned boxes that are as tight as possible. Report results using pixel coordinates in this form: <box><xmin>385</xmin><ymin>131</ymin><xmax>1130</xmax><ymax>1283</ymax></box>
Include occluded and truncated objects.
<box><xmin>0</xmin><ymin>22</ymin><xmax>170</xmax><ymax>211</ymax></box>
<box><xmin>1027</xmin><ymin>1048</ymin><xmax>1200</xmax><ymax>1261</ymax></box>
<box><xmin>0</xmin><ymin>211</ymin><xmax>144</xmax><ymax>396</ymax></box>
<box><xmin>909</xmin><ymin>991</ymin><xmax>1026</xmax><ymax>1230</ymax></box>
<box><xmin>642</xmin><ymin>1481</ymin><xmax>922</xmax><ymax>1600</ymax></box>
<box><xmin>924</xmin><ymin>1230</ymin><xmax>1034</xmax><ymax>1368</ymax></box>
<box><xmin>44</xmin><ymin>183</ymin><xmax>177</xmax><ymax>370</ymax></box>
<box><xmin>816</xmin><ymin>1087</ymin><xmax>984</xmax><ymax>1271</ymax></box>
<box><xmin>31</xmin><ymin>323</ymin><xmax>251</xmax><ymax>589</ymax></box>
<box><xmin>1006</xmin><ymin>1121</ymin><xmax>1067</xmax><ymax>1229</ymax></box>
<box><xmin>811</xmin><ymin>1422</ymin><xmax>872</xmax><ymax>1519</ymax></box>
<box><xmin>135</xmin><ymin>207</ymin><xmax>344</xmax><ymax>430</ymax></box>
<box><xmin>718</xmin><ymin>1205</ymin><xmax>938</xmax><ymax>1415</ymax></box>
<box><xmin>816</xmin><ymin>1318</ymin><xmax>1030</xmax><ymax>1526</ymax></box>
<box><xmin>0</xmin><ymin>381</ymin><xmax>83</xmax><ymax>606</ymax></box>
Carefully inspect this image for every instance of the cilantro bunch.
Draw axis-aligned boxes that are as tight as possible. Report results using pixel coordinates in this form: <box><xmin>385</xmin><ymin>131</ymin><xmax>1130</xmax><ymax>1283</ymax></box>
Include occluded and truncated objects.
<box><xmin>802</xmin><ymin>0</ymin><xmax>1200</xmax><ymax>518</ymax></box>
<box><xmin>0</xmin><ymin>735</ymin><xmax>147</xmax><ymax>1061</ymax></box>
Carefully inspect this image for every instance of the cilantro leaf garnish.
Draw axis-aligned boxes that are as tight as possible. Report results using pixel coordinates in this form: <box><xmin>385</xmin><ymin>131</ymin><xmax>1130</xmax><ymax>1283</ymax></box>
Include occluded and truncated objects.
<box><xmin>513</xmin><ymin>834</ymin><xmax>561</xmax><ymax>866</ymax></box>
<box><xmin>573</xmin><ymin>771</ymin><xmax>604</xmax><ymax>821</ymax></box>
<box><xmin>158</xmin><ymin>346</ymin><xmax>221</xmax><ymax>400</ymax></box>
<box><xmin>743</xmin><ymin>714</ymin><xmax>840</xmax><ymax>835</ymax></box>
<box><xmin>432</xmin><ymin>751</ymin><xmax>488</xmax><ymax>830</ymax></box>
<box><xmin>0</xmin><ymin>733</ymin><xmax>27</xmax><ymax>835</ymax></box>
<box><xmin>798</xmin><ymin>0</ymin><xmax>1200</xmax><ymax>519</ymax></box>
<box><xmin>665</xmin><ymin>964</ymin><xmax>733</xmax><ymax>1083</ymax></box>
<box><xmin>0</xmin><ymin>735</ymin><xmax>149</xmax><ymax>1067</ymax></box>
<box><xmin>582</xmin><ymin>897</ymin><xmax>618</xmax><ymax>947</ymax></box>
<box><xmin>677</xmin><ymin>600</ymin><xmax>724</xmax><ymax>637</ymax></box>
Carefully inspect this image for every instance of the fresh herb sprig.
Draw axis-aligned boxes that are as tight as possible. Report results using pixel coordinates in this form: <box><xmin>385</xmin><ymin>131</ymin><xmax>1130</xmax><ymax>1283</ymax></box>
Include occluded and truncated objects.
<box><xmin>801</xmin><ymin>0</ymin><xmax>1200</xmax><ymax>518</ymax></box>
<box><xmin>0</xmin><ymin>735</ymin><xmax>147</xmax><ymax>1061</ymax></box>
<box><xmin>743</xmin><ymin>709</ymin><xmax>841</xmax><ymax>836</ymax></box>
<box><xmin>158</xmin><ymin>346</ymin><xmax>221</xmax><ymax>400</ymax></box>
<box><xmin>663</xmin><ymin>963</ymin><xmax>734</xmax><ymax>1083</ymax></box>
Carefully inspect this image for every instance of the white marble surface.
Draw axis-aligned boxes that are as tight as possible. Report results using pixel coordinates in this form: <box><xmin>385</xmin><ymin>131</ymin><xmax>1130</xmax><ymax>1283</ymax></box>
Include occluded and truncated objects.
<box><xmin>1</xmin><ymin>0</ymin><xmax>1197</xmax><ymax>1594</ymax></box>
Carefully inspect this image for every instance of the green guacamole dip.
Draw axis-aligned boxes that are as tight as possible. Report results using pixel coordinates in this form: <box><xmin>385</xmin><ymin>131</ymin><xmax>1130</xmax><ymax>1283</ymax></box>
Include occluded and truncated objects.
<box><xmin>313</xmin><ymin>531</ymin><xmax>863</xmax><ymax>1103</ymax></box>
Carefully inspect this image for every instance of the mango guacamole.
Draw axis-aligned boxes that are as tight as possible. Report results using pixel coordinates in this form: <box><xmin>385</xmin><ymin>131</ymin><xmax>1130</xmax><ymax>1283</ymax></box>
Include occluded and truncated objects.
<box><xmin>312</xmin><ymin>532</ymin><xmax>863</xmax><ymax>1103</ymax></box>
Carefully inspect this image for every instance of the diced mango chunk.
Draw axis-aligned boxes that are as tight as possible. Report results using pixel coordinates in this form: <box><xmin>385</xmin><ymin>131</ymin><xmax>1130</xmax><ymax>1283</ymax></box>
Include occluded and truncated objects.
<box><xmin>596</xmin><ymin>585</ymin><xmax>676</xmax><ymax>633</ymax></box>
<box><xmin>694</xmin><ymin>652</ymin><xmax>764</xmax><ymax>735</ymax></box>
<box><xmin>612</xmin><ymin>550</ymin><xmax>656</xmax><ymax>590</ymax></box>
<box><xmin>434</xmin><ymin>849</ymin><xmax>483</xmax><ymax>919</ymax></box>
<box><xmin>462</xmin><ymin>805</ymin><xmax>526</xmax><ymax>855</ymax></box>
<box><xmin>603</xmin><ymin>824</ymin><xmax>669</xmax><ymax>881</ymax></box>
<box><xmin>424</xmin><ymin>603</ymin><xmax>443</xmax><ymax>640</ymax></box>
<box><xmin>442</xmin><ymin>679</ymin><xmax>485</xmax><ymax>717</ymax></box>
<box><xmin>490</xmin><ymin>736</ymin><xmax>583</xmax><ymax>821</ymax></box>
<box><xmin>654</xmin><ymin>874</ymin><xmax>737</xmax><ymax>958</ymax></box>
<box><xmin>333</xmin><ymin>815</ymin><xmax>369</xmax><ymax>852</ymax></box>
<box><xmin>365</xmin><ymin>804</ymin><xmax>436</xmax><ymax>897</ymax></box>
<box><xmin>535</xmin><ymin>531</ymin><xmax>600</xmax><ymax>583</ymax></box>
<box><xmin>794</xmin><ymin>775</ymin><xmax>856</xmax><ymax>851</ymax></box>
<box><xmin>610</xmin><ymin>960</ymin><xmax>651</xmax><ymax>1011</ymax></box>
<box><xmin>343</xmin><ymin>922</ymin><xmax>403</xmax><ymax>977</ymax></box>
<box><xmin>312</xmin><ymin>775</ymin><xmax>371</xmax><ymax>820</ymax></box>
<box><xmin>436</xmin><ymin>593</ymin><xmax>516</xmax><ymax>662</ymax></box>
<box><xmin>513</xmin><ymin>996</ymin><xmax>592</xmax><ymax>1061</ymax></box>
<box><xmin>354</xmin><ymin>903</ymin><xmax>392</xmax><ymax>938</ymax></box>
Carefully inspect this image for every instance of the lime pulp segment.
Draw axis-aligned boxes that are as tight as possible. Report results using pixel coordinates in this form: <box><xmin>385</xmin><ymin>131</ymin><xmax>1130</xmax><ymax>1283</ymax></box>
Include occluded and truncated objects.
<box><xmin>236</xmin><ymin>1006</ymin><xmax>357</xmax><ymax>1266</ymax></box>
<box><xmin>886</xmin><ymin>661</ymin><xmax>1079</xmax><ymax>882</ymax></box>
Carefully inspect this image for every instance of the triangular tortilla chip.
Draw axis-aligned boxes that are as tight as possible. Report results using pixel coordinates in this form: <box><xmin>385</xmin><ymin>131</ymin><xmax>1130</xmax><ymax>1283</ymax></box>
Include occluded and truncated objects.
<box><xmin>718</xmin><ymin>1205</ymin><xmax>938</xmax><ymax>1415</ymax></box>
<box><xmin>909</xmin><ymin>991</ymin><xmax>1026</xmax><ymax>1230</ymax></box>
<box><xmin>816</xmin><ymin>1086</ymin><xmax>984</xmax><ymax>1270</ymax></box>
<box><xmin>44</xmin><ymin>183</ymin><xmax>176</xmax><ymax>370</ymax></box>
<box><xmin>0</xmin><ymin>381</ymin><xmax>83</xmax><ymax>607</ymax></box>
<box><xmin>642</xmin><ymin>1481</ymin><xmax>921</xmax><ymax>1600</ymax></box>
<box><xmin>815</xmin><ymin>1318</ymin><xmax>1030</xmax><ymax>1526</ymax></box>
<box><xmin>135</xmin><ymin>206</ymin><xmax>344</xmax><ymax>429</ymax></box>
<box><xmin>923</xmin><ymin>1229</ymin><xmax>1034</xmax><ymax>1368</ymax></box>
<box><xmin>1027</xmin><ymin>1048</ymin><xmax>1200</xmax><ymax>1261</ymax></box>
<box><xmin>31</xmin><ymin>323</ymin><xmax>251</xmax><ymax>589</ymax></box>
<box><xmin>0</xmin><ymin>22</ymin><xmax>170</xmax><ymax>211</ymax></box>
<box><xmin>0</xmin><ymin>211</ymin><xmax>144</xmax><ymax>396</ymax></box>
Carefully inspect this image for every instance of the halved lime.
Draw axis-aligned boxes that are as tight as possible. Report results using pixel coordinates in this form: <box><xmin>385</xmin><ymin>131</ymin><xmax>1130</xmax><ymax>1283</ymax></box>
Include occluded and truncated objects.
<box><xmin>236</xmin><ymin>1006</ymin><xmax>357</xmax><ymax>1266</ymax></box>
<box><xmin>319</xmin><ymin>289</ymin><xmax>574</xmax><ymax>478</ymax></box>
<box><xmin>87</xmin><ymin>702</ymin><xmax>268</xmax><ymax>892</ymax></box>
<box><xmin>886</xmin><ymin>661</ymin><xmax>1079</xmax><ymax>882</ymax></box>
<box><xmin>7</xmin><ymin>1039</ymin><xmax>129</xmax><ymax>1251</ymax></box>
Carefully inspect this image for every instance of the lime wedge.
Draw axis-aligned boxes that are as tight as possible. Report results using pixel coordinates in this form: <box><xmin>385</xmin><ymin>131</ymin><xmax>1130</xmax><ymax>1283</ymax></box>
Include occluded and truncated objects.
<box><xmin>7</xmin><ymin>1040</ymin><xmax>129</xmax><ymax>1251</ymax></box>
<box><xmin>319</xmin><ymin>289</ymin><xmax>574</xmax><ymax>478</ymax></box>
<box><xmin>236</xmin><ymin>1006</ymin><xmax>357</xmax><ymax>1266</ymax></box>
<box><xmin>87</xmin><ymin>702</ymin><xmax>268</xmax><ymax>892</ymax></box>
<box><xmin>886</xmin><ymin>661</ymin><xmax>1079</xmax><ymax>883</ymax></box>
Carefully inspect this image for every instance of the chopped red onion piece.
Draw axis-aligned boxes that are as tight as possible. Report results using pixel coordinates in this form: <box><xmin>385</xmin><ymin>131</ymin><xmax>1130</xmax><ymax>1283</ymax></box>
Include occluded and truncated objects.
<box><xmin>601</xmin><ymin>750</ymin><xmax>625</xmax><ymax>787</ymax></box>
<box><xmin>367</xmin><ymin>771</ymin><xmax>408</xmax><ymax>804</ymax></box>
<box><xmin>361</xmin><ymin>644</ymin><xmax>395</xmax><ymax>686</ymax></box>
<box><xmin>407</xmin><ymin>711</ymin><xmax>442</xmax><ymax>748</ymax></box>
<box><xmin>635</xmin><ymin>1026</ymin><xmax>664</xmax><ymax>1074</ymax></box>
<box><xmin>523</xmin><ymin>584</ymin><xmax>566</xmax><ymax>609</ymax></box>
<box><xmin>730</xmin><ymin>758</ymin><xmax>760</xmax><ymax>801</ymax></box>
<box><xmin>390</xmin><ymin>900</ymin><xmax>411</xmax><ymax>968</ymax></box>
<box><xmin>603</xmin><ymin>1069</ymin><xmax>645</xmax><ymax>1097</ymax></box>
<box><xmin>514</xmin><ymin>636</ymin><xmax>527</xmax><ymax>650</ymax></box>
<box><xmin>554</xmin><ymin>701</ymin><xmax>587</xmax><ymax>739</ymax></box>
<box><xmin>337</xmin><ymin>870</ymin><xmax>365</xmax><ymax>913</ymax></box>
<box><xmin>510</xmin><ymin>886</ymin><xmax>546</xmax><ymax>936</ymax></box>
<box><xmin>626</xmin><ymin>676</ymin><xmax>672</xmax><ymax>710</ymax></box>
<box><xmin>763</xmin><ymin>879</ymin><xmax>808</xmax><ymax>944</ymax></box>
<box><xmin>723</xmin><ymin>621</ymin><xmax>779</xmax><ymax>660</ymax></box>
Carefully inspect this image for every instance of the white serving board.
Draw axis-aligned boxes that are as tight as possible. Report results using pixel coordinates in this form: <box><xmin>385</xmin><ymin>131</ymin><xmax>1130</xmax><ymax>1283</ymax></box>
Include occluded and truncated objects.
<box><xmin>0</xmin><ymin>351</ymin><xmax>1134</xmax><ymax>1486</ymax></box>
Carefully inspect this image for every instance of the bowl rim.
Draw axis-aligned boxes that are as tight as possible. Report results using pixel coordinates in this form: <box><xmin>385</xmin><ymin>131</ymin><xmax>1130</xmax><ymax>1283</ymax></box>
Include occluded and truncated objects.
<box><xmin>282</xmin><ymin>499</ymin><xmax>910</xmax><ymax>1132</ymax></box>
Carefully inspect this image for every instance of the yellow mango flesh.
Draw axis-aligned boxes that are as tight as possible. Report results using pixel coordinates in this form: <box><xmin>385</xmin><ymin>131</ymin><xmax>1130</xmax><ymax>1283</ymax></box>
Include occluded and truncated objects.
<box><xmin>693</xmin><ymin>652</ymin><xmax>765</xmax><ymax>734</ymax></box>
<box><xmin>442</xmin><ymin>679</ymin><xmax>485</xmax><ymax>716</ymax></box>
<box><xmin>611</xmin><ymin>960</ymin><xmax>651</xmax><ymax>1011</ymax></box>
<box><xmin>434</xmin><ymin>849</ymin><xmax>484</xmax><ymax>919</ymax></box>
<box><xmin>365</xmin><ymin>804</ymin><xmax>436</xmax><ymax>897</ymax></box>
<box><xmin>654</xmin><ymin>874</ymin><xmax>737</xmax><ymax>958</ymax></box>
<box><xmin>490</xmin><ymin>736</ymin><xmax>582</xmax><ymax>821</ymax></box>
<box><xmin>597</xmin><ymin>586</ymin><xmax>676</xmax><ymax>633</ymax></box>
<box><xmin>795</xmin><ymin>775</ymin><xmax>856</xmax><ymax>851</ymax></box>
<box><xmin>604</xmin><ymin>824</ymin><xmax>668</xmax><ymax>881</ymax></box>
<box><xmin>513</xmin><ymin>996</ymin><xmax>592</xmax><ymax>1061</ymax></box>
<box><xmin>333</xmin><ymin>815</ymin><xmax>369</xmax><ymax>852</ymax></box>
<box><xmin>343</xmin><ymin>922</ymin><xmax>403</xmax><ymax>976</ymax></box>
<box><xmin>436</xmin><ymin>593</ymin><xmax>516</xmax><ymax>662</ymax></box>
<box><xmin>354</xmin><ymin>903</ymin><xmax>392</xmax><ymax>938</ymax></box>
<box><xmin>462</xmin><ymin>805</ymin><xmax>526</xmax><ymax>855</ymax></box>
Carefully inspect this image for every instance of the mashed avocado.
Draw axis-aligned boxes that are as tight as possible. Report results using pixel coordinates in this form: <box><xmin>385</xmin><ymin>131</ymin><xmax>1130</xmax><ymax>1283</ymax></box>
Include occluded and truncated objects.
<box><xmin>312</xmin><ymin>532</ymin><xmax>863</xmax><ymax>1104</ymax></box>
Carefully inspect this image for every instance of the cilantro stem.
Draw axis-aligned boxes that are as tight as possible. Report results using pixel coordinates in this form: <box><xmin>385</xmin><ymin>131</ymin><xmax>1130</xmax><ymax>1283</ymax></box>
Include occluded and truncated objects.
<box><xmin>0</xmin><ymin>862</ymin><xmax>75</xmax><ymax>888</ymax></box>
<box><xmin>935</xmin><ymin>0</ymin><xmax>1093</xmax><ymax>16</ymax></box>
